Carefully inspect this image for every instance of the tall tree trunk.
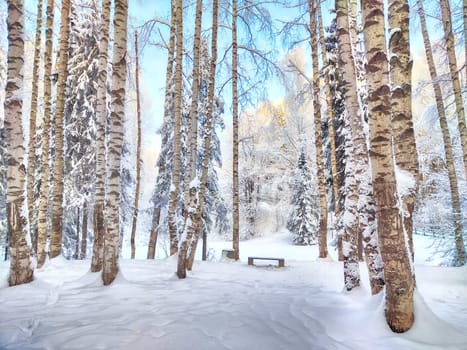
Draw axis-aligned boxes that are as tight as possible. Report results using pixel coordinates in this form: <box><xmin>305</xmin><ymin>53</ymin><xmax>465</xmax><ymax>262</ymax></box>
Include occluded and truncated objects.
<box><xmin>184</xmin><ymin>0</ymin><xmax>202</xmax><ymax>207</ymax></box>
<box><xmin>75</xmin><ymin>207</ymin><xmax>80</xmax><ymax>259</ymax></box>
<box><xmin>176</xmin><ymin>0</ymin><xmax>202</xmax><ymax>273</ymax></box>
<box><xmin>417</xmin><ymin>0</ymin><xmax>466</xmax><ymax>266</ymax></box>
<box><xmin>335</xmin><ymin>0</ymin><xmax>361</xmax><ymax>292</ymax></box>
<box><xmin>27</xmin><ymin>0</ymin><xmax>43</xmax><ymax>253</ymax></box>
<box><xmin>309</xmin><ymin>0</ymin><xmax>328</xmax><ymax>259</ymax></box>
<box><xmin>50</xmin><ymin>0</ymin><xmax>71</xmax><ymax>259</ymax></box>
<box><xmin>80</xmin><ymin>201</ymin><xmax>88</xmax><ymax>259</ymax></box>
<box><xmin>103</xmin><ymin>0</ymin><xmax>128</xmax><ymax>285</ymax></box>
<box><xmin>6</xmin><ymin>0</ymin><xmax>34</xmax><ymax>286</ymax></box>
<box><xmin>362</xmin><ymin>0</ymin><xmax>414</xmax><ymax>332</ymax></box>
<box><xmin>336</xmin><ymin>0</ymin><xmax>383</xmax><ymax>294</ymax></box>
<box><xmin>147</xmin><ymin>0</ymin><xmax>176</xmax><ymax>260</ymax></box>
<box><xmin>317</xmin><ymin>0</ymin><xmax>338</xmax><ymax>213</ymax></box>
<box><xmin>91</xmin><ymin>0</ymin><xmax>111</xmax><ymax>272</ymax></box>
<box><xmin>184</xmin><ymin>0</ymin><xmax>219</xmax><ymax>273</ymax></box>
<box><xmin>130</xmin><ymin>30</ymin><xmax>142</xmax><ymax>260</ymax></box>
<box><xmin>388</xmin><ymin>0</ymin><xmax>419</xmax><ymax>262</ymax></box>
<box><xmin>168</xmin><ymin>0</ymin><xmax>183</xmax><ymax>256</ymax></box>
<box><xmin>232</xmin><ymin>0</ymin><xmax>239</xmax><ymax>260</ymax></box>
<box><xmin>440</xmin><ymin>0</ymin><xmax>467</xmax><ymax>189</ymax></box>
<box><xmin>36</xmin><ymin>0</ymin><xmax>55</xmax><ymax>268</ymax></box>
<box><xmin>347</xmin><ymin>0</ymin><xmax>364</xmax><ymax>262</ymax></box>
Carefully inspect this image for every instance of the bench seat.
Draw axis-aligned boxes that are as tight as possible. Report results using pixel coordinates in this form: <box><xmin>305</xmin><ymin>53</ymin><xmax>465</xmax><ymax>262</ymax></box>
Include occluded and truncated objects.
<box><xmin>248</xmin><ymin>257</ymin><xmax>285</xmax><ymax>267</ymax></box>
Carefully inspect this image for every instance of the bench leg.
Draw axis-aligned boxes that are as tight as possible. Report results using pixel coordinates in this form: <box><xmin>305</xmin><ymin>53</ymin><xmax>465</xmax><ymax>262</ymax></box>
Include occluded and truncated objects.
<box><xmin>278</xmin><ymin>260</ymin><xmax>284</xmax><ymax>267</ymax></box>
<box><xmin>248</xmin><ymin>257</ymin><xmax>254</xmax><ymax>266</ymax></box>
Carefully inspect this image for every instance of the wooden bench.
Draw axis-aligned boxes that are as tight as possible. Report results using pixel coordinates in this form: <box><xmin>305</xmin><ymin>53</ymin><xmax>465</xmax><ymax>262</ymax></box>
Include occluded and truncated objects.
<box><xmin>248</xmin><ymin>257</ymin><xmax>285</xmax><ymax>268</ymax></box>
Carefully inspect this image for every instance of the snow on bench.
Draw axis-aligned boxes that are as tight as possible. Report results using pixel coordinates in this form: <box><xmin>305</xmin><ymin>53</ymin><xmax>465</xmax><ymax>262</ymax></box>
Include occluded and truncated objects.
<box><xmin>248</xmin><ymin>257</ymin><xmax>285</xmax><ymax>268</ymax></box>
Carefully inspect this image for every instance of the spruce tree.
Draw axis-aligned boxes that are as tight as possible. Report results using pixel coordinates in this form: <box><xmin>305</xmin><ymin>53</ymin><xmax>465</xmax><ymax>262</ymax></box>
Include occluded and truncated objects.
<box><xmin>63</xmin><ymin>0</ymin><xmax>99</xmax><ymax>259</ymax></box>
<box><xmin>287</xmin><ymin>140</ymin><xmax>319</xmax><ymax>245</ymax></box>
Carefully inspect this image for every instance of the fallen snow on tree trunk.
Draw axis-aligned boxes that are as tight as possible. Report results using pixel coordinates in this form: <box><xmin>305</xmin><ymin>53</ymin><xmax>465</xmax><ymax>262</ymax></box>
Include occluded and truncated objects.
<box><xmin>0</xmin><ymin>234</ymin><xmax>466</xmax><ymax>350</ymax></box>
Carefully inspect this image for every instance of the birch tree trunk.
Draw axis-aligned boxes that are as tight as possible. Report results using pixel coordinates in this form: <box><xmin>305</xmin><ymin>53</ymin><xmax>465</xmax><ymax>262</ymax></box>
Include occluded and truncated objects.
<box><xmin>168</xmin><ymin>0</ymin><xmax>183</xmax><ymax>256</ymax></box>
<box><xmin>103</xmin><ymin>0</ymin><xmax>128</xmax><ymax>285</ymax></box>
<box><xmin>6</xmin><ymin>0</ymin><xmax>34</xmax><ymax>286</ymax></box>
<box><xmin>315</xmin><ymin>0</ymin><xmax>336</xmax><ymax>214</ymax></box>
<box><xmin>80</xmin><ymin>201</ymin><xmax>87</xmax><ymax>259</ymax></box>
<box><xmin>130</xmin><ymin>30</ymin><xmax>142</xmax><ymax>260</ymax></box>
<box><xmin>185</xmin><ymin>0</ymin><xmax>219</xmax><ymax>273</ymax></box>
<box><xmin>91</xmin><ymin>0</ymin><xmax>111</xmax><ymax>272</ymax></box>
<box><xmin>336</xmin><ymin>0</ymin><xmax>384</xmax><ymax>294</ymax></box>
<box><xmin>27</xmin><ymin>0</ymin><xmax>43</xmax><ymax>252</ymax></box>
<box><xmin>177</xmin><ymin>0</ymin><xmax>203</xmax><ymax>276</ymax></box>
<box><xmin>348</xmin><ymin>0</ymin><xmax>364</xmax><ymax>262</ymax></box>
<box><xmin>184</xmin><ymin>0</ymin><xmax>202</xmax><ymax>206</ymax></box>
<box><xmin>147</xmin><ymin>0</ymin><xmax>176</xmax><ymax>260</ymax></box>
<box><xmin>232</xmin><ymin>0</ymin><xmax>239</xmax><ymax>261</ymax></box>
<box><xmin>309</xmin><ymin>0</ymin><xmax>328</xmax><ymax>258</ymax></box>
<box><xmin>417</xmin><ymin>0</ymin><xmax>465</xmax><ymax>266</ymax></box>
<box><xmin>50</xmin><ymin>0</ymin><xmax>71</xmax><ymax>259</ymax></box>
<box><xmin>362</xmin><ymin>0</ymin><xmax>414</xmax><ymax>333</ymax></box>
<box><xmin>335</xmin><ymin>0</ymin><xmax>361</xmax><ymax>291</ymax></box>
<box><xmin>36</xmin><ymin>0</ymin><xmax>55</xmax><ymax>268</ymax></box>
<box><xmin>440</xmin><ymin>0</ymin><xmax>467</xmax><ymax>185</ymax></box>
<box><xmin>388</xmin><ymin>0</ymin><xmax>419</xmax><ymax>262</ymax></box>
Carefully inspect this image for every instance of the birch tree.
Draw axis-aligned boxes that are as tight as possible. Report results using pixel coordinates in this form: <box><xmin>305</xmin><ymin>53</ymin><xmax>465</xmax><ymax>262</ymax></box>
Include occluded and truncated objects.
<box><xmin>168</xmin><ymin>0</ymin><xmax>183</xmax><ymax>256</ymax></box>
<box><xmin>91</xmin><ymin>0</ymin><xmax>111</xmax><ymax>272</ymax></box>
<box><xmin>50</xmin><ymin>0</ymin><xmax>71</xmax><ymax>259</ymax></box>
<box><xmin>184</xmin><ymin>0</ymin><xmax>202</xmax><ymax>212</ymax></box>
<box><xmin>417</xmin><ymin>0</ymin><xmax>465</xmax><ymax>266</ymax></box>
<box><xmin>308</xmin><ymin>0</ymin><xmax>328</xmax><ymax>258</ymax></box>
<box><xmin>130</xmin><ymin>30</ymin><xmax>142</xmax><ymax>259</ymax></box>
<box><xmin>335</xmin><ymin>0</ymin><xmax>384</xmax><ymax>293</ymax></box>
<box><xmin>361</xmin><ymin>0</ymin><xmax>414</xmax><ymax>332</ymax></box>
<box><xmin>0</xmin><ymin>127</ymin><xmax>7</xmax><ymax>260</ymax></box>
<box><xmin>317</xmin><ymin>0</ymin><xmax>338</xmax><ymax>216</ymax></box>
<box><xmin>232</xmin><ymin>0</ymin><xmax>239</xmax><ymax>260</ymax></box>
<box><xmin>439</xmin><ymin>0</ymin><xmax>467</xmax><ymax>182</ymax></box>
<box><xmin>178</xmin><ymin>0</ymin><xmax>219</xmax><ymax>277</ymax></box>
<box><xmin>27</xmin><ymin>0</ymin><xmax>43</xmax><ymax>251</ymax></box>
<box><xmin>37</xmin><ymin>0</ymin><xmax>55</xmax><ymax>268</ymax></box>
<box><xmin>103</xmin><ymin>0</ymin><xmax>128</xmax><ymax>285</ymax></box>
<box><xmin>5</xmin><ymin>0</ymin><xmax>34</xmax><ymax>286</ymax></box>
<box><xmin>388</xmin><ymin>0</ymin><xmax>419</xmax><ymax>261</ymax></box>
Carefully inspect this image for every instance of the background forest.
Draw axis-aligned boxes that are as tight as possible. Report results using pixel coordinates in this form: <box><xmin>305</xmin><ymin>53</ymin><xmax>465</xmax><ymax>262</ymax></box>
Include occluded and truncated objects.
<box><xmin>0</xmin><ymin>0</ymin><xmax>467</xmax><ymax>346</ymax></box>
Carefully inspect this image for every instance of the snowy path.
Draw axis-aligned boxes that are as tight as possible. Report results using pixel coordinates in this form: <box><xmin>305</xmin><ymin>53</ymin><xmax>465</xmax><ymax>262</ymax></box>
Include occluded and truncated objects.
<box><xmin>1</xmin><ymin>254</ymin><xmax>466</xmax><ymax>350</ymax></box>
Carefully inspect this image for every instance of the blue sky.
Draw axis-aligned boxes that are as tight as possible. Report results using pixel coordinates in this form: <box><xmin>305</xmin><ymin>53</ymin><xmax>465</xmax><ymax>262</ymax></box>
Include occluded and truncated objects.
<box><xmin>16</xmin><ymin>0</ymin><xmax>462</xmax><ymax>157</ymax></box>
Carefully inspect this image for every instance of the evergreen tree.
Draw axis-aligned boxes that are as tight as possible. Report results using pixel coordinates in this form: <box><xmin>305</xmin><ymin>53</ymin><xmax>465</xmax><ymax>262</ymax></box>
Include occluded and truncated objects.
<box><xmin>63</xmin><ymin>0</ymin><xmax>99</xmax><ymax>259</ymax></box>
<box><xmin>147</xmin><ymin>0</ymin><xmax>176</xmax><ymax>259</ymax></box>
<box><xmin>149</xmin><ymin>73</ymin><xmax>175</xmax><ymax>257</ymax></box>
<box><xmin>194</xmin><ymin>39</ymin><xmax>229</xmax><ymax>242</ymax></box>
<box><xmin>287</xmin><ymin>139</ymin><xmax>319</xmax><ymax>245</ymax></box>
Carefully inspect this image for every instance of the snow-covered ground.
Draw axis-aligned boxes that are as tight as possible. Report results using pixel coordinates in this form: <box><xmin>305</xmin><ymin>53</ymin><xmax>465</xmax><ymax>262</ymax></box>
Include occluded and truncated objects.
<box><xmin>0</xmin><ymin>233</ymin><xmax>466</xmax><ymax>350</ymax></box>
